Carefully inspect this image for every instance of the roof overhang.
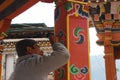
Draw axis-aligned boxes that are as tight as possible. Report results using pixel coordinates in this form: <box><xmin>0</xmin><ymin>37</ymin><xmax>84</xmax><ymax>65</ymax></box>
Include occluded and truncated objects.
<box><xmin>0</xmin><ymin>0</ymin><xmax>54</xmax><ymax>32</ymax></box>
<box><xmin>0</xmin><ymin>0</ymin><xmax>119</xmax><ymax>32</ymax></box>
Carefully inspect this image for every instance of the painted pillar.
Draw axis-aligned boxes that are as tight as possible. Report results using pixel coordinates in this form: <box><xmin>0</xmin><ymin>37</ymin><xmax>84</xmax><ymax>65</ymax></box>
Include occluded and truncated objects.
<box><xmin>0</xmin><ymin>44</ymin><xmax>4</xmax><ymax>80</ymax></box>
<box><xmin>104</xmin><ymin>46</ymin><xmax>117</xmax><ymax>80</ymax></box>
<box><xmin>0</xmin><ymin>19</ymin><xmax>9</xmax><ymax>80</ymax></box>
<box><xmin>0</xmin><ymin>55</ymin><xmax>2</xmax><ymax>80</ymax></box>
<box><xmin>54</xmin><ymin>0</ymin><xmax>90</xmax><ymax>80</ymax></box>
<box><xmin>0</xmin><ymin>19</ymin><xmax>11</xmax><ymax>33</ymax></box>
<box><xmin>104</xmin><ymin>31</ymin><xmax>117</xmax><ymax>80</ymax></box>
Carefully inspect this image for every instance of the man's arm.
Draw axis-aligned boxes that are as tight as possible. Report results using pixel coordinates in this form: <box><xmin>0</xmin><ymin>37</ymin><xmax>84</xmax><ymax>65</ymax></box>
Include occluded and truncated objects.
<box><xmin>39</xmin><ymin>42</ymin><xmax>70</xmax><ymax>73</ymax></box>
<box><xmin>35</xmin><ymin>35</ymin><xmax>70</xmax><ymax>73</ymax></box>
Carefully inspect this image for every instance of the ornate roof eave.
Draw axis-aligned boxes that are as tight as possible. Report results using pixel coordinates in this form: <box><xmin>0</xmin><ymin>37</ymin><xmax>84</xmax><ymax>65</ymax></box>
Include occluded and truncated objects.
<box><xmin>6</xmin><ymin>28</ymin><xmax>54</xmax><ymax>33</ymax></box>
<box><xmin>10</xmin><ymin>23</ymin><xmax>48</xmax><ymax>28</ymax></box>
<box><xmin>6</xmin><ymin>23</ymin><xmax>54</xmax><ymax>33</ymax></box>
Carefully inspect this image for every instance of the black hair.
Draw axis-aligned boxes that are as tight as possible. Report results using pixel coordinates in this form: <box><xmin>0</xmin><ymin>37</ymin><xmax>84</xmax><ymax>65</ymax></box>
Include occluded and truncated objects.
<box><xmin>15</xmin><ymin>39</ymin><xmax>37</xmax><ymax>57</ymax></box>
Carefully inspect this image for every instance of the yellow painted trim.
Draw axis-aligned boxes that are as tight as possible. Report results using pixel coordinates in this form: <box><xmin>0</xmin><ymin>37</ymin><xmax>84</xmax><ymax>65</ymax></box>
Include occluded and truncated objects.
<box><xmin>0</xmin><ymin>0</ymin><xmax>15</xmax><ymax>11</ymax></box>
<box><xmin>68</xmin><ymin>0</ymin><xmax>88</xmax><ymax>5</ymax></box>
<box><xmin>67</xmin><ymin>15</ymin><xmax>70</xmax><ymax>80</ymax></box>
<box><xmin>67</xmin><ymin>61</ymin><xmax>70</xmax><ymax>80</ymax></box>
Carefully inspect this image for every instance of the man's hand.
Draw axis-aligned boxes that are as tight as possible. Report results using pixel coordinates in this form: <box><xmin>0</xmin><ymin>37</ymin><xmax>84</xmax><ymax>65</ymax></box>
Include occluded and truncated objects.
<box><xmin>49</xmin><ymin>35</ymin><xmax>59</xmax><ymax>45</ymax></box>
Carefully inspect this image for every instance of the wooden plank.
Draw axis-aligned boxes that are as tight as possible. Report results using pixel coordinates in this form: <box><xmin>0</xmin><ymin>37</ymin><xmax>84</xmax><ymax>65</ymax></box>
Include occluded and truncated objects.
<box><xmin>0</xmin><ymin>0</ymin><xmax>29</xmax><ymax>20</ymax></box>
<box><xmin>6</xmin><ymin>0</ymin><xmax>40</xmax><ymax>19</ymax></box>
<box><xmin>0</xmin><ymin>0</ymin><xmax>15</xmax><ymax>11</ymax></box>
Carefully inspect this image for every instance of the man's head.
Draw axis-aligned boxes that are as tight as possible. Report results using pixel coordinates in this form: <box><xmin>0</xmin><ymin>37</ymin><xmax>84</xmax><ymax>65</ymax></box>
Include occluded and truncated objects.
<box><xmin>15</xmin><ymin>39</ymin><xmax>43</xmax><ymax>57</ymax></box>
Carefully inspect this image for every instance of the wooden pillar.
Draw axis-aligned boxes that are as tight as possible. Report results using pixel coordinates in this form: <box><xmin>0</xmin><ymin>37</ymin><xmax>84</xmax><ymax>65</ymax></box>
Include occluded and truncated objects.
<box><xmin>0</xmin><ymin>54</ymin><xmax>2</xmax><ymax>80</ymax></box>
<box><xmin>54</xmin><ymin>0</ymin><xmax>90</xmax><ymax>80</ymax></box>
<box><xmin>0</xmin><ymin>19</ymin><xmax>11</xmax><ymax>80</ymax></box>
<box><xmin>104</xmin><ymin>46</ymin><xmax>117</xmax><ymax>80</ymax></box>
<box><xmin>0</xmin><ymin>19</ymin><xmax>11</xmax><ymax>33</ymax></box>
<box><xmin>104</xmin><ymin>32</ymin><xmax>117</xmax><ymax>80</ymax></box>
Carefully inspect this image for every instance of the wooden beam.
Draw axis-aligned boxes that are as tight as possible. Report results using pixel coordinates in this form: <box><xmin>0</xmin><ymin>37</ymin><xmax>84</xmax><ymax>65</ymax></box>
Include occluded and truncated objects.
<box><xmin>6</xmin><ymin>0</ymin><xmax>40</xmax><ymax>19</ymax></box>
<box><xmin>0</xmin><ymin>0</ymin><xmax>29</xmax><ymax>20</ymax></box>
<box><xmin>0</xmin><ymin>0</ymin><xmax>4</xmax><ymax>5</ymax></box>
<box><xmin>0</xmin><ymin>0</ymin><xmax>15</xmax><ymax>12</ymax></box>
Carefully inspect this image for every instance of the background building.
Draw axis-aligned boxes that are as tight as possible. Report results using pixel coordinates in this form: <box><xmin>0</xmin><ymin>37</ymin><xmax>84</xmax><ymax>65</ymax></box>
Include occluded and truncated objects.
<box><xmin>2</xmin><ymin>23</ymin><xmax>54</xmax><ymax>80</ymax></box>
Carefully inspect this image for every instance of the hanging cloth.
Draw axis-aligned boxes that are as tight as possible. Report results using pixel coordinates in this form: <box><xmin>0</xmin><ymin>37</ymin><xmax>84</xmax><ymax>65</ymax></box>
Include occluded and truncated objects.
<box><xmin>103</xmin><ymin>2</ymin><xmax>111</xmax><ymax>14</ymax></box>
<box><xmin>99</xmin><ymin>3</ymin><xmax>105</xmax><ymax>15</ymax></box>
<box><xmin>89</xmin><ymin>3</ymin><xmax>99</xmax><ymax>17</ymax></box>
<box><xmin>111</xmin><ymin>1</ymin><xmax>120</xmax><ymax>14</ymax></box>
<box><xmin>118</xmin><ymin>5</ymin><xmax>120</xmax><ymax>14</ymax></box>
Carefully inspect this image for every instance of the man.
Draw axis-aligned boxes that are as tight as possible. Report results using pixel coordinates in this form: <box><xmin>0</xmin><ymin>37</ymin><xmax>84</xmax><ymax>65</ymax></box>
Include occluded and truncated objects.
<box><xmin>8</xmin><ymin>35</ymin><xmax>70</xmax><ymax>80</ymax></box>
